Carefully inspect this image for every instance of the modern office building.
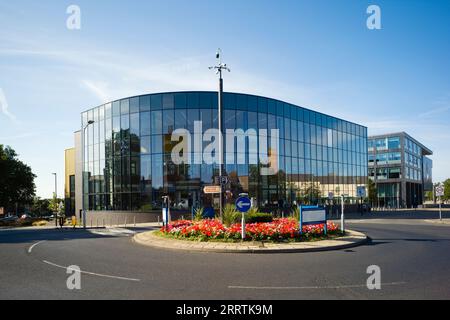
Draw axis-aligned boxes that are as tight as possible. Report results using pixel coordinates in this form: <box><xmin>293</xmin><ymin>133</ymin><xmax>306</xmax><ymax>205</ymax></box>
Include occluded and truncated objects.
<box><xmin>69</xmin><ymin>91</ymin><xmax>368</xmax><ymax>222</ymax></box>
<box><xmin>368</xmin><ymin>132</ymin><xmax>433</xmax><ymax>208</ymax></box>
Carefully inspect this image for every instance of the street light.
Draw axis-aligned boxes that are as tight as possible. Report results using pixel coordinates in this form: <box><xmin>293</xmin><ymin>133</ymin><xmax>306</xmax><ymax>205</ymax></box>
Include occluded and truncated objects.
<box><xmin>209</xmin><ymin>49</ymin><xmax>230</xmax><ymax>221</ymax></box>
<box><xmin>81</xmin><ymin>120</ymin><xmax>95</xmax><ymax>229</ymax></box>
<box><xmin>52</xmin><ymin>173</ymin><xmax>57</xmax><ymax>227</ymax></box>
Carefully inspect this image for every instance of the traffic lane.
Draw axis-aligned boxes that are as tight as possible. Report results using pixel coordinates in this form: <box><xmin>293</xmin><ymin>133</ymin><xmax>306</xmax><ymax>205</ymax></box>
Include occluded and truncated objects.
<box><xmin>24</xmin><ymin>222</ymin><xmax>450</xmax><ymax>299</ymax></box>
<box><xmin>2</xmin><ymin>222</ymin><xmax>450</xmax><ymax>299</ymax></box>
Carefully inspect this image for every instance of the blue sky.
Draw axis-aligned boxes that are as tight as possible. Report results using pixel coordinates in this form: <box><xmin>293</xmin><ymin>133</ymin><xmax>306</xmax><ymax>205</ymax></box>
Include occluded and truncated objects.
<box><xmin>0</xmin><ymin>0</ymin><xmax>449</xmax><ymax>198</ymax></box>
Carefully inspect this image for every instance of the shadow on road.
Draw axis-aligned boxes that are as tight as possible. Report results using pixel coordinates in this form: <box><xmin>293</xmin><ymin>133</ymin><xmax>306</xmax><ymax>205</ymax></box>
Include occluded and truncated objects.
<box><xmin>0</xmin><ymin>226</ymin><xmax>158</xmax><ymax>245</ymax></box>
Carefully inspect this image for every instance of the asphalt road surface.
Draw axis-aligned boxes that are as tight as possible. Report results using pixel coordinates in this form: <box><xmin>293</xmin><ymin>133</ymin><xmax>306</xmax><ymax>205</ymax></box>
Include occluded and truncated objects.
<box><xmin>1</xmin><ymin>213</ymin><xmax>450</xmax><ymax>300</ymax></box>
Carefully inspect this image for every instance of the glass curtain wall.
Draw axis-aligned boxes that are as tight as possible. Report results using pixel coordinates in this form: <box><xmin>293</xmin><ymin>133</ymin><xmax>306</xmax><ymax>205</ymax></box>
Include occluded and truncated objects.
<box><xmin>82</xmin><ymin>92</ymin><xmax>368</xmax><ymax>211</ymax></box>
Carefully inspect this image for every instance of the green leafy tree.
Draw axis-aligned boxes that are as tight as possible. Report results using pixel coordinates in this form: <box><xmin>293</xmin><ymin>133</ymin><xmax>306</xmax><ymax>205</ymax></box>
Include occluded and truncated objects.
<box><xmin>30</xmin><ymin>197</ymin><xmax>51</xmax><ymax>217</ymax></box>
<box><xmin>0</xmin><ymin>145</ymin><xmax>36</xmax><ymax>212</ymax></box>
<box><xmin>443</xmin><ymin>179</ymin><xmax>450</xmax><ymax>202</ymax></box>
<box><xmin>367</xmin><ymin>179</ymin><xmax>378</xmax><ymax>206</ymax></box>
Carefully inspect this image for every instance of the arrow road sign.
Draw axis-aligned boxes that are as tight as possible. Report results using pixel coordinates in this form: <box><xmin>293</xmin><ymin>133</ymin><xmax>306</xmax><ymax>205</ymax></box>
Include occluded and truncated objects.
<box><xmin>235</xmin><ymin>196</ymin><xmax>251</xmax><ymax>213</ymax></box>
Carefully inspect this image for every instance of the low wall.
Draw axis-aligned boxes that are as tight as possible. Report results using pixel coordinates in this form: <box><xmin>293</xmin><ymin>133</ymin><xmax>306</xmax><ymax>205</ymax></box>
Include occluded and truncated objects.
<box><xmin>83</xmin><ymin>210</ymin><xmax>191</xmax><ymax>226</ymax></box>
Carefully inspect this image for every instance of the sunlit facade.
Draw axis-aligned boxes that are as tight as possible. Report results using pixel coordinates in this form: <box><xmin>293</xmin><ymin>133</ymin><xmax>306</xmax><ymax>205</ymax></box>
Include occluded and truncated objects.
<box><xmin>80</xmin><ymin>91</ymin><xmax>368</xmax><ymax>215</ymax></box>
<box><xmin>368</xmin><ymin>132</ymin><xmax>433</xmax><ymax>208</ymax></box>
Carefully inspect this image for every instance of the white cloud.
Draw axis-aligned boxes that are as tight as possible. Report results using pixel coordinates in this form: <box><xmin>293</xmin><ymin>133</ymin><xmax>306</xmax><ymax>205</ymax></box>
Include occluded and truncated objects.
<box><xmin>0</xmin><ymin>88</ymin><xmax>17</xmax><ymax>123</ymax></box>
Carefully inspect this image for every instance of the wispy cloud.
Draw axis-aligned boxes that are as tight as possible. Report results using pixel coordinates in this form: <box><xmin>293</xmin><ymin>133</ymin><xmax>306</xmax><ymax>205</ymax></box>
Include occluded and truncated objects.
<box><xmin>419</xmin><ymin>105</ymin><xmax>450</xmax><ymax>118</ymax></box>
<box><xmin>82</xmin><ymin>80</ymin><xmax>112</xmax><ymax>103</ymax></box>
<box><xmin>0</xmin><ymin>88</ymin><xmax>17</xmax><ymax>123</ymax></box>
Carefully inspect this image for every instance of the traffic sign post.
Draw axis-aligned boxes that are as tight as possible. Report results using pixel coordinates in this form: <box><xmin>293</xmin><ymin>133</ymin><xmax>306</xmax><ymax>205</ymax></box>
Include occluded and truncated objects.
<box><xmin>203</xmin><ymin>186</ymin><xmax>221</xmax><ymax>194</ymax></box>
<box><xmin>341</xmin><ymin>194</ymin><xmax>347</xmax><ymax>233</ymax></box>
<box><xmin>236</xmin><ymin>196</ymin><xmax>251</xmax><ymax>240</ymax></box>
<box><xmin>436</xmin><ymin>185</ymin><xmax>444</xmax><ymax>221</ymax></box>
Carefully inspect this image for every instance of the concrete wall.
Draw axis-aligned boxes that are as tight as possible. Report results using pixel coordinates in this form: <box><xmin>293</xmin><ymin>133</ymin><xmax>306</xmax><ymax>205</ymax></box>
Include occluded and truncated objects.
<box><xmin>83</xmin><ymin>210</ymin><xmax>189</xmax><ymax>226</ymax></box>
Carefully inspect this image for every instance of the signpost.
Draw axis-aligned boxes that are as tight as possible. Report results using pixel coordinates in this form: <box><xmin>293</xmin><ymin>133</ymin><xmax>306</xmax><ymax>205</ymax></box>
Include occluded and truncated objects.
<box><xmin>203</xmin><ymin>186</ymin><xmax>222</xmax><ymax>194</ymax></box>
<box><xmin>162</xmin><ymin>196</ymin><xmax>170</xmax><ymax>228</ymax></box>
<box><xmin>299</xmin><ymin>205</ymin><xmax>327</xmax><ymax>235</ymax></box>
<box><xmin>436</xmin><ymin>184</ymin><xmax>444</xmax><ymax>221</ymax></box>
<box><xmin>356</xmin><ymin>186</ymin><xmax>367</xmax><ymax>215</ymax></box>
<box><xmin>235</xmin><ymin>196</ymin><xmax>251</xmax><ymax>240</ymax></box>
<box><xmin>340</xmin><ymin>194</ymin><xmax>348</xmax><ymax>233</ymax></box>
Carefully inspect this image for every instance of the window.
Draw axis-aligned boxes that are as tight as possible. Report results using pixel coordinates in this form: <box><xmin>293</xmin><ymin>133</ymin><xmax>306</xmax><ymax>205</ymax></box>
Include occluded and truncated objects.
<box><xmin>140</xmin><ymin>95</ymin><xmax>150</xmax><ymax>112</ymax></box>
<box><xmin>140</xmin><ymin>136</ymin><xmax>151</xmax><ymax>154</ymax></box>
<box><xmin>151</xmin><ymin>111</ymin><xmax>162</xmax><ymax>135</ymax></box>
<box><xmin>151</xmin><ymin>94</ymin><xmax>162</xmax><ymax>110</ymax></box>
<box><xmin>140</xmin><ymin>155</ymin><xmax>151</xmax><ymax>192</ymax></box>
<box><xmin>120</xmin><ymin>99</ymin><xmax>129</xmax><ymax>115</ymax></box>
<box><xmin>130</xmin><ymin>113</ymin><xmax>139</xmax><ymax>136</ymax></box>
<box><xmin>130</xmin><ymin>97</ymin><xmax>139</xmax><ymax>113</ymax></box>
<box><xmin>388</xmin><ymin>137</ymin><xmax>400</xmax><ymax>149</ymax></box>
<box><xmin>175</xmin><ymin>93</ymin><xmax>186</xmax><ymax>109</ymax></box>
<box><xmin>388</xmin><ymin>168</ymin><xmax>401</xmax><ymax>179</ymax></box>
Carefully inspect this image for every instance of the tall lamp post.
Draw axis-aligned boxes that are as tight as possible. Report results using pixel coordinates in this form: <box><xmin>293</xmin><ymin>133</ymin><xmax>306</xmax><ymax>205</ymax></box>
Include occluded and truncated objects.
<box><xmin>82</xmin><ymin>120</ymin><xmax>95</xmax><ymax>229</ymax></box>
<box><xmin>209</xmin><ymin>49</ymin><xmax>230</xmax><ymax>221</ymax></box>
<box><xmin>52</xmin><ymin>173</ymin><xmax>57</xmax><ymax>227</ymax></box>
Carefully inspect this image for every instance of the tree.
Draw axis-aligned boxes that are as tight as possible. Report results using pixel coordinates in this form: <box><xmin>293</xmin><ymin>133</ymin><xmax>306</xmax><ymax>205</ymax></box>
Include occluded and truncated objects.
<box><xmin>0</xmin><ymin>145</ymin><xmax>36</xmax><ymax>213</ymax></box>
<box><xmin>443</xmin><ymin>179</ymin><xmax>450</xmax><ymax>203</ymax></box>
<box><xmin>367</xmin><ymin>179</ymin><xmax>377</xmax><ymax>206</ymax></box>
<box><xmin>30</xmin><ymin>197</ymin><xmax>51</xmax><ymax>217</ymax></box>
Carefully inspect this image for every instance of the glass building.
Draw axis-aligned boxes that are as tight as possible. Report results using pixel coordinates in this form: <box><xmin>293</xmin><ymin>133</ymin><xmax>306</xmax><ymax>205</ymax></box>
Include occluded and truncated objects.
<box><xmin>79</xmin><ymin>91</ymin><xmax>368</xmax><ymax>218</ymax></box>
<box><xmin>368</xmin><ymin>132</ymin><xmax>433</xmax><ymax>208</ymax></box>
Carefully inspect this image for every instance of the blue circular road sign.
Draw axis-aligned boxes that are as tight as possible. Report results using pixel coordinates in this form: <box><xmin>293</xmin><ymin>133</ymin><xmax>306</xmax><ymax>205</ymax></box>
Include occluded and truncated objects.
<box><xmin>235</xmin><ymin>196</ymin><xmax>251</xmax><ymax>213</ymax></box>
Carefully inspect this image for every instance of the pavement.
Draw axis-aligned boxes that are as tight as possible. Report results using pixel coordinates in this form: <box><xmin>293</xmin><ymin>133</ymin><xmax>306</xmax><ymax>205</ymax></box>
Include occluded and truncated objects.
<box><xmin>1</xmin><ymin>211</ymin><xmax>450</xmax><ymax>299</ymax></box>
<box><xmin>133</xmin><ymin>230</ymin><xmax>368</xmax><ymax>253</ymax></box>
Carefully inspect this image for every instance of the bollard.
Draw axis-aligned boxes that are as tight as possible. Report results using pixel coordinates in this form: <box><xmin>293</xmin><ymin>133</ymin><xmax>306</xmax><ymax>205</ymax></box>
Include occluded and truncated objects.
<box><xmin>134</xmin><ymin>216</ymin><xmax>136</xmax><ymax>227</ymax></box>
<box><xmin>125</xmin><ymin>217</ymin><xmax>127</xmax><ymax>228</ymax></box>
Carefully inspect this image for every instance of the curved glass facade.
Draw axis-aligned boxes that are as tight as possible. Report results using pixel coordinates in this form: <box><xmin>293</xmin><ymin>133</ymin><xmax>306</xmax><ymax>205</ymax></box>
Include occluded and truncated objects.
<box><xmin>82</xmin><ymin>91</ymin><xmax>368</xmax><ymax>212</ymax></box>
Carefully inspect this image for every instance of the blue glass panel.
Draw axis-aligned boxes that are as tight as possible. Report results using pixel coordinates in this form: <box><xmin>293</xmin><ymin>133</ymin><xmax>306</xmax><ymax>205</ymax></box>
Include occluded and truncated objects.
<box><xmin>248</xmin><ymin>95</ymin><xmax>257</xmax><ymax>112</ymax></box>
<box><xmin>140</xmin><ymin>95</ymin><xmax>150</xmax><ymax>112</ymax></box>
<box><xmin>112</xmin><ymin>101</ymin><xmax>120</xmax><ymax>116</ymax></box>
<box><xmin>174</xmin><ymin>93</ymin><xmax>186</xmax><ymax>109</ymax></box>
<box><xmin>140</xmin><ymin>112</ymin><xmax>150</xmax><ymax>136</ymax></box>
<box><xmin>120</xmin><ymin>99</ymin><xmax>129</xmax><ymax>115</ymax></box>
<box><xmin>236</xmin><ymin>94</ymin><xmax>248</xmax><ymax>111</ymax></box>
<box><xmin>151</xmin><ymin>94</ymin><xmax>162</xmax><ymax>110</ymax></box>
<box><xmin>163</xmin><ymin>93</ymin><xmax>174</xmax><ymax>109</ymax></box>
<box><xmin>283</xmin><ymin>103</ymin><xmax>290</xmax><ymax>118</ymax></box>
<box><xmin>258</xmin><ymin>97</ymin><xmax>268</xmax><ymax>113</ymax></box>
<box><xmin>187</xmin><ymin>92</ymin><xmax>199</xmax><ymax>109</ymax></box>
<box><xmin>199</xmin><ymin>92</ymin><xmax>212</xmax><ymax>108</ymax></box>
<box><xmin>268</xmin><ymin>99</ymin><xmax>276</xmax><ymax>115</ymax></box>
<box><xmin>223</xmin><ymin>93</ymin><xmax>236</xmax><ymax>110</ymax></box>
<box><xmin>130</xmin><ymin>97</ymin><xmax>139</xmax><ymax>113</ymax></box>
<box><xmin>276</xmin><ymin>101</ymin><xmax>284</xmax><ymax>116</ymax></box>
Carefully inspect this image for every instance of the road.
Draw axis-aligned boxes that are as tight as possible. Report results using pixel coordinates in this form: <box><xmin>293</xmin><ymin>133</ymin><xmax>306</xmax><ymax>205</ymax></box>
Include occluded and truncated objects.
<box><xmin>1</xmin><ymin>212</ymin><xmax>450</xmax><ymax>300</ymax></box>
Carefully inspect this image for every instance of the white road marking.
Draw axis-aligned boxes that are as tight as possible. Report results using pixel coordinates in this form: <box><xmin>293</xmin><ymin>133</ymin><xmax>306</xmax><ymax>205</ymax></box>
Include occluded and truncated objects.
<box><xmin>42</xmin><ymin>260</ymin><xmax>140</xmax><ymax>282</ymax></box>
<box><xmin>228</xmin><ymin>282</ymin><xmax>406</xmax><ymax>290</ymax></box>
<box><xmin>28</xmin><ymin>240</ymin><xmax>46</xmax><ymax>253</ymax></box>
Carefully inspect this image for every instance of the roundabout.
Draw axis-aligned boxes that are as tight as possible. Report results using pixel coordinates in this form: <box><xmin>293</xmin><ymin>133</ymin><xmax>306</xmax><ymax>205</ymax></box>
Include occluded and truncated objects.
<box><xmin>133</xmin><ymin>229</ymin><xmax>368</xmax><ymax>253</ymax></box>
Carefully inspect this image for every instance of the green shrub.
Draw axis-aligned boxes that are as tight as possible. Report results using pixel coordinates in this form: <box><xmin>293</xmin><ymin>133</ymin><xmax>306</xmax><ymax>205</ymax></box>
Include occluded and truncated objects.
<box><xmin>193</xmin><ymin>207</ymin><xmax>204</xmax><ymax>221</ymax></box>
<box><xmin>221</xmin><ymin>204</ymin><xmax>241</xmax><ymax>227</ymax></box>
<box><xmin>246</xmin><ymin>212</ymin><xmax>273</xmax><ymax>223</ymax></box>
<box><xmin>291</xmin><ymin>206</ymin><xmax>300</xmax><ymax>221</ymax></box>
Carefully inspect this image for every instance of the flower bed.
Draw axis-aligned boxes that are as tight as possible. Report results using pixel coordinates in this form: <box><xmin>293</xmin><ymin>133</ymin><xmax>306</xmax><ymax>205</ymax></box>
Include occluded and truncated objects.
<box><xmin>159</xmin><ymin>218</ymin><xmax>341</xmax><ymax>242</ymax></box>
